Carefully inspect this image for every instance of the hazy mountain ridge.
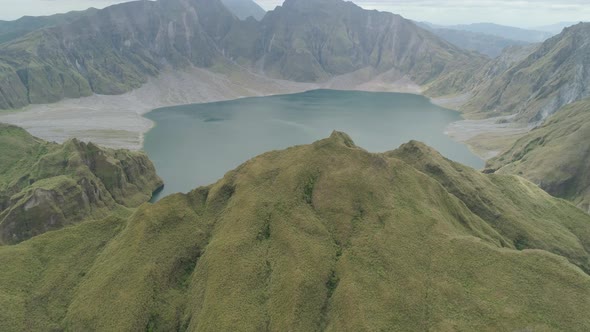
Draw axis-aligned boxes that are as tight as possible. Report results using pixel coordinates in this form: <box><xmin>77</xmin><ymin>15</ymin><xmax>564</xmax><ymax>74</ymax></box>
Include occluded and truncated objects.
<box><xmin>417</xmin><ymin>22</ymin><xmax>529</xmax><ymax>58</ymax></box>
<box><xmin>0</xmin><ymin>124</ymin><xmax>162</xmax><ymax>244</ymax></box>
<box><xmin>429</xmin><ymin>28</ymin><xmax>527</xmax><ymax>58</ymax></box>
<box><xmin>442</xmin><ymin>22</ymin><xmax>553</xmax><ymax>43</ymax></box>
<box><xmin>1</xmin><ymin>132</ymin><xmax>590</xmax><ymax>330</ymax></box>
<box><xmin>463</xmin><ymin>22</ymin><xmax>590</xmax><ymax>122</ymax></box>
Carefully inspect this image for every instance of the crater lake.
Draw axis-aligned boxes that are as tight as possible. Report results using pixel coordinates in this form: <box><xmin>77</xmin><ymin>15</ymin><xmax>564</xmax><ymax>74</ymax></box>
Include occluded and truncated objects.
<box><xmin>143</xmin><ymin>90</ymin><xmax>483</xmax><ymax>200</ymax></box>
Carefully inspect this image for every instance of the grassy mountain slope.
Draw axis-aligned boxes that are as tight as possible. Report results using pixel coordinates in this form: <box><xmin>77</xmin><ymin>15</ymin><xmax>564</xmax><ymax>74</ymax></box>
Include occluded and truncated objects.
<box><xmin>0</xmin><ymin>124</ymin><xmax>162</xmax><ymax>244</ymax></box>
<box><xmin>487</xmin><ymin>98</ymin><xmax>590</xmax><ymax>213</ymax></box>
<box><xmin>1</xmin><ymin>132</ymin><xmax>589</xmax><ymax>331</ymax></box>
<box><xmin>221</xmin><ymin>0</ymin><xmax>266</xmax><ymax>21</ymax></box>
<box><xmin>463</xmin><ymin>23</ymin><xmax>590</xmax><ymax>122</ymax></box>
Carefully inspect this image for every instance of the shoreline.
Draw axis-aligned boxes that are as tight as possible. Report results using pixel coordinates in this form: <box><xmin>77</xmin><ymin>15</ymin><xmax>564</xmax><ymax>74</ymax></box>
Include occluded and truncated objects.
<box><xmin>445</xmin><ymin>116</ymin><xmax>530</xmax><ymax>160</ymax></box>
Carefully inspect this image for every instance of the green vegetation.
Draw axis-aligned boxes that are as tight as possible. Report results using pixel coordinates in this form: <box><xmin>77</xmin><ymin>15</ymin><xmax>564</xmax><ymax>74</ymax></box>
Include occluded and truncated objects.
<box><xmin>0</xmin><ymin>124</ymin><xmax>162</xmax><ymax>244</ymax></box>
<box><xmin>487</xmin><ymin>98</ymin><xmax>590</xmax><ymax>213</ymax></box>
<box><xmin>1</xmin><ymin>132</ymin><xmax>589</xmax><ymax>331</ymax></box>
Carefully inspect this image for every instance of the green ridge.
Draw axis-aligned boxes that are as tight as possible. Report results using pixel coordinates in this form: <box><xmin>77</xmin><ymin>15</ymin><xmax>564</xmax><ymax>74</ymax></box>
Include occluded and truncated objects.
<box><xmin>1</xmin><ymin>132</ymin><xmax>589</xmax><ymax>331</ymax></box>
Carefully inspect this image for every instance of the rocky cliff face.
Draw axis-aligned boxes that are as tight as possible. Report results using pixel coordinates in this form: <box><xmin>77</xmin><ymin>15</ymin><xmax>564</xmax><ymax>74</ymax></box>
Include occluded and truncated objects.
<box><xmin>0</xmin><ymin>0</ymin><xmax>238</xmax><ymax>109</ymax></box>
<box><xmin>249</xmin><ymin>0</ymin><xmax>485</xmax><ymax>94</ymax></box>
<box><xmin>1</xmin><ymin>132</ymin><xmax>590</xmax><ymax>330</ymax></box>
<box><xmin>463</xmin><ymin>23</ymin><xmax>590</xmax><ymax>122</ymax></box>
<box><xmin>0</xmin><ymin>124</ymin><xmax>163</xmax><ymax>244</ymax></box>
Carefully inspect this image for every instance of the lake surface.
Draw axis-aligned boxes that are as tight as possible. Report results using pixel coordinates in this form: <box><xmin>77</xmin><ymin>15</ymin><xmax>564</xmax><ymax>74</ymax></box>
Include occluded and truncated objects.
<box><xmin>144</xmin><ymin>90</ymin><xmax>483</xmax><ymax>200</ymax></box>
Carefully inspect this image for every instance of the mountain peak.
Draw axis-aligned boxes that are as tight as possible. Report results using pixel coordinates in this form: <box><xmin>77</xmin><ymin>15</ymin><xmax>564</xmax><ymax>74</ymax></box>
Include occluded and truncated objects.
<box><xmin>562</xmin><ymin>21</ymin><xmax>590</xmax><ymax>36</ymax></box>
<box><xmin>327</xmin><ymin>131</ymin><xmax>357</xmax><ymax>148</ymax></box>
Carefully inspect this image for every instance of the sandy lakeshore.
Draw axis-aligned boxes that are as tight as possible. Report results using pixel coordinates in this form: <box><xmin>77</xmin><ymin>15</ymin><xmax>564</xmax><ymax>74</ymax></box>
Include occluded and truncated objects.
<box><xmin>0</xmin><ymin>65</ymin><xmax>426</xmax><ymax>151</ymax></box>
<box><xmin>0</xmin><ymin>67</ymin><xmax>318</xmax><ymax>150</ymax></box>
<box><xmin>445</xmin><ymin>116</ymin><xmax>531</xmax><ymax>160</ymax></box>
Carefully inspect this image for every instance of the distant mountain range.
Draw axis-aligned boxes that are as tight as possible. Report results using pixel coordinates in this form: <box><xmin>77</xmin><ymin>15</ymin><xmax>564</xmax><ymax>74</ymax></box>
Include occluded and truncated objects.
<box><xmin>0</xmin><ymin>0</ymin><xmax>486</xmax><ymax>110</ymax></box>
<box><xmin>417</xmin><ymin>22</ymin><xmax>529</xmax><ymax>58</ymax></box>
<box><xmin>0</xmin><ymin>0</ymin><xmax>587</xmax><ymax>146</ymax></box>
<box><xmin>1</xmin><ymin>0</ymin><xmax>585</xmax><ymax>119</ymax></box>
<box><xmin>423</xmin><ymin>22</ymin><xmax>553</xmax><ymax>43</ymax></box>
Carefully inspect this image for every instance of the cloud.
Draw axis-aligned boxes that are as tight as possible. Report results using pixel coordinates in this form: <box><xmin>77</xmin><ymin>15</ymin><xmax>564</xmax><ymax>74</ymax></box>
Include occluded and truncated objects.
<box><xmin>257</xmin><ymin>0</ymin><xmax>589</xmax><ymax>27</ymax></box>
<box><xmin>1</xmin><ymin>0</ymin><xmax>588</xmax><ymax>28</ymax></box>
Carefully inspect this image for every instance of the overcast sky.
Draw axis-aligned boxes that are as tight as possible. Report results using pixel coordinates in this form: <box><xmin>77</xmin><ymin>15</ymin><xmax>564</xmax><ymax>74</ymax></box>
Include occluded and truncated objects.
<box><xmin>0</xmin><ymin>0</ymin><xmax>588</xmax><ymax>28</ymax></box>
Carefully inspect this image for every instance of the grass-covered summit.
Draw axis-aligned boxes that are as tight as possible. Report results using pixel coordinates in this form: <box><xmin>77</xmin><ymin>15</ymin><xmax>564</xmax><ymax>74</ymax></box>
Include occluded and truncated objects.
<box><xmin>1</xmin><ymin>132</ymin><xmax>589</xmax><ymax>331</ymax></box>
<box><xmin>0</xmin><ymin>124</ymin><xmax>162</xmax><ymax>244</ymax></box>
